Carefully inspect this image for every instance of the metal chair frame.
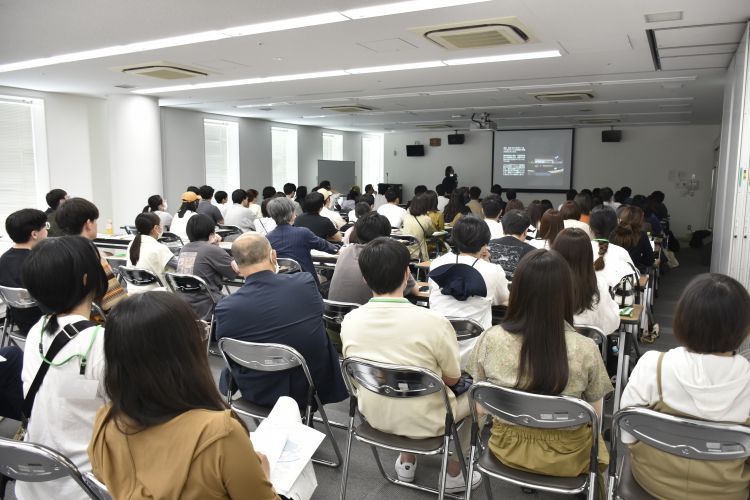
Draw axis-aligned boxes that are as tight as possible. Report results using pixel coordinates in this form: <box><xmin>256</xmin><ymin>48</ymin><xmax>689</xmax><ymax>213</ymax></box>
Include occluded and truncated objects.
<box><xmin>82</xmin><ymin>472</ymin><xmax>112</xmax><ymax>500</ymax></box>
<box><xmin>117</xmin><ymin>267</ymin><xmax>164</xmax><ymax>289</ymax></box>
<box><xmin>0</xmin><ymin>438</ymin><xmax>102</xmax><ymax>499</ymax></box>
<box><xmin>607</xmin><ymin>406</ymin><xmax>750</xmax><ymax>500</ymax></box>
<box><xmin>447</xmin><ymin>317</ymin><xmax>484</xmax><ymax>343</ymax></box>
<box><xmin>217</xmin><ymin>338</ymin><xmax>343</xmax><ymax>469</ymax></box>
<box><xmin>339</xmin><ymin>357</ymin><xmax>468</xmax><ymax>500</ymax></box>
<box><xmin>466</xmin><ymin>382</ymin><xmax>600</xmax><ymax>500</ymax></box>
<box><xmin>276</xmin><ymin>257</ymin><xmax>302</xmax><ymax>274</ymax></box>
<box><xmin>574</xmin><ymin>324</ymin><xmax>608</xmax><ymax>367</ymax></box>
<box><xmin>157</xmin><ymin>232</ymin><xmax>184</xmax><ymax>246</ymax></box>
<box><xmin>120</xmin><ymin>225</ymin><xmax>137</xmax><ymax>235</ymax></box>
<box><xmin>0</xmin><ymin>285</ymin><xmax>39</xmax><ymax>347</ymax></box>
<box><xmin>164</xmin><ymin>272</ymin><xmax>217</xmax><ymax>354</ymax></box>
<box><xmin>217</xmin><ymin>224</ymin><xmax>243</xmax><ymax>237</ymax></box>
<box><xmin>391</xmin><ymin>234</ymin><xmax>425</xmax><ymax>262</ymax></box>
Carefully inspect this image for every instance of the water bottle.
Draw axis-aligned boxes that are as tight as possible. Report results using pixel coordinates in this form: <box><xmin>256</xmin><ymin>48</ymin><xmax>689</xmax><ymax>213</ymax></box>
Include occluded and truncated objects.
<box><xmin>105</xmin><ymin>219</ymin><xmax>113</xmax><ymax>235</ymax></box>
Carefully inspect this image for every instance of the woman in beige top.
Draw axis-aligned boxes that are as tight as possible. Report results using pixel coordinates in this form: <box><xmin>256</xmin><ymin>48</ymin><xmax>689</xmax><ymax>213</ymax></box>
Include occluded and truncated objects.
<box><xmin>88</xmin><ymin>292</ymin><xmax>278</xmax><ymax>500</ymax></box>
<box><xmin>402</xmin><ymin>193</ymin><xmax>435</xmax><ymax>260</ymax></box>
<box><xmin>467</xmin><ymin>249</ymin><xmax>612</xmax><ymax>495</ymax></box>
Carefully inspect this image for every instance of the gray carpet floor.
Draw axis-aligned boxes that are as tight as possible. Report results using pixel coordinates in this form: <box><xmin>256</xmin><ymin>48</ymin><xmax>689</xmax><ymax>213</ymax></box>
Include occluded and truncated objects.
<box><xmin>0</xmin><ymin>246</ymin><xmax>708</xmax><ymax>499</ymax></box>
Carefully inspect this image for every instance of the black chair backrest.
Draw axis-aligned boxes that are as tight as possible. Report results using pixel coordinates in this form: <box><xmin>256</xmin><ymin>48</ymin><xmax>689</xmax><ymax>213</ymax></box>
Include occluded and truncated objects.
<box><xmin>118</xmin><ymin>267</ymin><xmax>163</xmax><ymax>287</ymax></box>
<box><xmin>120</xmin><ymin>225</ymin><xmax>137</xmax><ymax>235</ymax></box>
<box><xmin>277</xmin><ymin>258</ymin><xmax>302</xmax><ymax>274</ymax></box>
<box><xmin>448</xmin><ymin>317</ymin><xmax>484</xmax><ymax>342</ymax></box>
<box><xmin>217</xmin><ymin>224</ymin><xmax>243</xmax><ymax>236</ymax></box>
<box><xmin>322</xmin><ymin>300</ymin><xmax>359</xmax><ymax>329</ymax></box>
<box><xmin>158</xmin><ymin>232</ymin><xmax>183</xmax><ymax>245</ymax></box>
<box><xmin>574</xmin><ymin>324</ymin><xmax>605</xmax><ymax>347</ymax></box>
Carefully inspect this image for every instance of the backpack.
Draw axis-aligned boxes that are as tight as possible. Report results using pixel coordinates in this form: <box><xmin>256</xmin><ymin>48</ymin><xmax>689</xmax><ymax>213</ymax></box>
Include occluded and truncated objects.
<box><xmin>612</xmin><ymin>263</ymin><xmax>639</xmax><ymax>307</ymax></box>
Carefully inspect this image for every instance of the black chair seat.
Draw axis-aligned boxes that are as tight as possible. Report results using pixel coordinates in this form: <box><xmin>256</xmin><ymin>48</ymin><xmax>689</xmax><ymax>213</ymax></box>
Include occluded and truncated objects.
<box><xmin>354</xmin><ymin>421</ymin><xmax>445</xmax><ymax>454</ymax></box>
<box><xmin>230</xmin><ymin>397</ymin><xmax>272</xmax><ymax>419</ymax></box>
<box><xmin>477</xmin><ymin>448</ymin><xmax>587</xmax><ymax>493</ymax></box>
<box><xmin>616</xmin><ymin>454</ymin><xmax>655</xmax><ymax>500</ymax></box>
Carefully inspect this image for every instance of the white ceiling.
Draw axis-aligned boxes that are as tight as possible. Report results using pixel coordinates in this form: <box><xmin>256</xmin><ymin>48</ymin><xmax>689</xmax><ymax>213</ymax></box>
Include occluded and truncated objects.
<box><xmin>1</xmin><ymin>0</ymin><xmax>748</xmax><ymax>132</ymax></box>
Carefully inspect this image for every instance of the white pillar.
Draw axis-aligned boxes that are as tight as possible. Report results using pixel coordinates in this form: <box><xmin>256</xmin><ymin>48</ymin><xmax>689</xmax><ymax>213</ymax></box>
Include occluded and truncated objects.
<box><xmin>106</xmin><ymin>94</ymin><xmax>163</xmax><ymax>230</ymax></box>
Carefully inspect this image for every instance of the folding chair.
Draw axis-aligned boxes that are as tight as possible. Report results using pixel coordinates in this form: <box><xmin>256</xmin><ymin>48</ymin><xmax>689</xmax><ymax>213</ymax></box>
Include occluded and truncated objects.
<box><xmin>0</xmin><ymin>285</ymin><xmax>38</xmax><ymax>347</ymax></box>
<box><xmin>466</xmin><ymin>382</ymin><xmax>600</xmax><ymax>500</ymax></box>
<box><xmin>0</xmin><ymin>438</ymin><xmax>101</xmax><ymax>499</ymax></box>
<box><xmin>158</xmin><ymin>232</ymin><xmax>183</xmax><ymax>245</ymax></box>
<box><xmin>574</xmin><ymin>324</ymin><xmax>608</xmax><ymax>367</ymax></box>
<box><xmin>608</xmin><ymin>406</ymin><xmax>750</xmax><ymax>500</ymax></box>
<box><xmin>277</xmin><ymin>257</ymin><xmax>302</xmax><ymax>274</ymax></box>
<box><xmin>82</xmin><ymin>472</ymin><xmax>112</xmax><ymax>500</ymax></box>
<box><xmin>164</xmin><ymin>273</ymin><xmax>218</xmax><ymax>354</ymax></box>
<box><xmin>217</xmin><ymin>224</ymin><xmax>243</xmax><ymax>238</ymax></box>
<box><xmin>391</xmin><ymin>234</ymin><xmax>424</xmax><ymax>262</ymax></box>
<box><xmin>118</xmin><ymin>267</ymin><xmax>164</xmax><ymax>290</ymax></box>
<box><xmin>339</xmin><ymin>357</ymin><xmax>468</xmax><ymax>500</ymax></box>
<box><xmin>448</xmin><ymin>317</ymin><xmax>484</xmax><ymax>367</ymax></box>
<box><xmin>322</xmin><ymin>299</ymin><xmax>360</xmax><ymax>354</ymax></box>
<box><xmin>217</xmin><ymin>338</ymin><xmax>343</xmax><ymax>468</ymax></box>
<box><xmin>120</xmin><ymin>225</ymin><xmax>137</xmax><ymax>235</ymax></box>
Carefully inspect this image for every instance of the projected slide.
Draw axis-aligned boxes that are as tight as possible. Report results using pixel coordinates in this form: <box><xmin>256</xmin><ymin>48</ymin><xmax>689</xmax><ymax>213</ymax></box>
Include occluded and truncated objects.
<box><xmin>493</xmin><ymin>129</ymin><xmax>573</xmax><ymax>190</ymax></box>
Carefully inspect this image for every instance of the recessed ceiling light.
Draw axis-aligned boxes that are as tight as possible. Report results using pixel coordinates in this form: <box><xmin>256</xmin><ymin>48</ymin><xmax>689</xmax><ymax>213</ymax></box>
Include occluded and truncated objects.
<box><xmin>644</xmin><ymin>11</ymin><xmax>683</xmax><ymax>23</ymax></box>
<box><xmin>346</xmin><ymin>61</ymin><xmax>445</xmax><ymax>74</ymax></box>
<box><xmin>0</xmin><ymin>0</ymin><xmax>490</xmax><ymax>73</ymax></box>
<box><xmin>443</xmin><ymin>50</ymin><xmax>561</xmax><ymax>66</ymax></box>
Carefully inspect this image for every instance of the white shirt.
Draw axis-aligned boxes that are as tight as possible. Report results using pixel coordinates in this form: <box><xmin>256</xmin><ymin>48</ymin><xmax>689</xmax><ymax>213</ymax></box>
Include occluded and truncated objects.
<box><xmin>437</xmin><ymin>196</ymin><xmax>450</xmax><ymax>212</ymax></box>
<box><xmin>377</xmin><ymin>203</ymin><xmax>407</xmax><ymax>228</ymax></box>
<box><xmin>248</xmin><ymin>203</ymin><xmax>262</xmax><ymax>219</ymax></box>
<box><xmin>348</xmin><ymin>209</ymin><xmax>357</xmax><ymax>223</ymax></box>
<box><xmin>563</xmin><ymin>219</ymin><xmax>593</xmax><ymax>239</ymax></box>
<box><xmin>429</xmin><ymin>253</ymin><xmax>510</xmax><ymax>330</ymax></box>
<box><xmin>254</xmin><ymin>217</ymin><xmax>277</xmax><ymax>236</ymax></box>
<box><xmin>125</xmin><ymin>234</ymin><xmax>175</xmax><ymax>293</ymax></box>
<box><xmin>321</xmin><ymin>206</ymin><xmax>346</xmax><ymax>229</ymax></box>
<box><xmin>529</xmin><ymin>238</ymin><xmax>550</xmax><ymax>249</ymax></box>
<box><xmin>217</xmin><ymin>203</ymin><xmax>229</xmax><ymax>218</ymax></box>
<box><xmin>224</xmin><ymin>203</ymin><xmax>257</xmax><ymax>232</ymax></box>
<box><xmin>169</xmin><ymin>210</ymin><xmax>196</xmax><ymax>244</ymax></box>
<box><xmin>18</xmin><ymin>315</ymin><xmax>106</xmax><ymax>500</ymax></box>
<box><xmin>574</xmin><ymin>275</ymin><xmax>621</xmax><ymax>334</ymax></box>
<box><xmin>484</xmin><ymin>219</ymin><xmax>504</xmax><ymax>240</ymax></box>
<box><xmin>373</xmin><ymin>194</ymin><xmax>387</xmax><ymax>210</ymax></box>
<box><xmin>591</xmin><ymin>240</ymin><xmax>637</xmax><ymax>288</ymax></box>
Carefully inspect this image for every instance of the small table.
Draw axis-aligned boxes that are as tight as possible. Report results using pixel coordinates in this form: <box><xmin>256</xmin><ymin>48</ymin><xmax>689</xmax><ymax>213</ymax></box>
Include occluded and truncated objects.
<box><xmin>613</xmin><ymin>304</ymin><xmax>644</xmax><ymax>411</ymax></box>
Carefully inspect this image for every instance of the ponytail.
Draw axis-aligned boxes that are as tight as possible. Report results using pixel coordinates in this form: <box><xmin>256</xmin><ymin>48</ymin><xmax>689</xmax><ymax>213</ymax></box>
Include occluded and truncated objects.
<box><xmin>144</xmin><ymin>195</ymin><xmax>162</xmax><ymax>214</ymax></box>
<box><xmin>594</xmin><ymin>238</ymin><xmax>609</xmax><ymax>271</ymax></box>
<box><xmin>44</xmin><ymin>314</ymin><xmax>59</xmax><ymax>336</ymax></box>
<box><xmin>142</xmin><ymin>205</ymin><xmax>151</xmax><ymax>213</ymax></box>
<box><xmin>130</xmin><ymin>212</ymin><xmax>160</xmax><ymax>265</ymax></box>
<box><xmin>130</xmin><ymin>235</ymin><xmax>143</xmax><ymax>266</ymax></box>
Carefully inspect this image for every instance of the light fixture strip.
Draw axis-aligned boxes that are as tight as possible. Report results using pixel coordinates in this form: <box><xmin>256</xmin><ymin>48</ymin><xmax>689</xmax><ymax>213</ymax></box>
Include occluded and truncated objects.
<box><xmin>0</xmin><ymin>0</ymin><xmax>490</xmax><ymax>73</ymax></box>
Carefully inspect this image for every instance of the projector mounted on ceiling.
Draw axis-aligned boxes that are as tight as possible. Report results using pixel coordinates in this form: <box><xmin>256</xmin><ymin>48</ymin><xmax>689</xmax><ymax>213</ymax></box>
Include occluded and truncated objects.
<box><xmin>470</xmin><ymin>112</ymin><xmax>496</xmax><ymax>131</ymax></box>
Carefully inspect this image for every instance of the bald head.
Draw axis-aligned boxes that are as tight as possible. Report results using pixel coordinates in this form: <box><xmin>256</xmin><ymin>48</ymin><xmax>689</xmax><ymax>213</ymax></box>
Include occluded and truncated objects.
<box><xmin>232</xmin><ymin>233</ymin><xmax>272</xmax><ymax>269</ymax></box>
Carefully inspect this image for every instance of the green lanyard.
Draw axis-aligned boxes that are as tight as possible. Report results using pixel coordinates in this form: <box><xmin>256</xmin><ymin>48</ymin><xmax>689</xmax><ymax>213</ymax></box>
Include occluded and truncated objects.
<box><xmin>368</xmin><ymin>297</ymin><xmax>409</xmax><ymax>303</ymax></box>
<box><xmin>38</xmin><ymin>315</ymin><xmax>100</xmax><ymax>370</ymax></box>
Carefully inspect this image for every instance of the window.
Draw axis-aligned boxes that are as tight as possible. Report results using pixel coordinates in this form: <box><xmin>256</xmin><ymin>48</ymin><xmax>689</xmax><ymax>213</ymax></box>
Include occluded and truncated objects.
<box><xmin>204</xmin><ymin>119</ymin><xmax>239</xmax><ymax>190</ymax></box>
<box><xmin>322</xmin><ymin>132</ymin><xmax>343</xmax><ymax>161</ymax></box>
<box><xmin>272</xmin><ymin>127</ymin><xmax>298</xmax><ymax>188</ymax></box>
<box><xmin>362</xmin><ymin>134</ymin><xmax>384</xmax><ymax>187</ymax></box>
<box><xmin>0</xmin><ymin>96</ymin><xmax>48</xmax><ymax>231</ymax></box>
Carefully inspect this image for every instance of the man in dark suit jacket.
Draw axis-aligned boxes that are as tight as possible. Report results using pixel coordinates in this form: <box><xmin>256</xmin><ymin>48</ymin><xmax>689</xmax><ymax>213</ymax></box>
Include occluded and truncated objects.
<box><xmin>215</xmin><ymin>232</ymin><xmax>348</xmax><ymax>410</ymax></box>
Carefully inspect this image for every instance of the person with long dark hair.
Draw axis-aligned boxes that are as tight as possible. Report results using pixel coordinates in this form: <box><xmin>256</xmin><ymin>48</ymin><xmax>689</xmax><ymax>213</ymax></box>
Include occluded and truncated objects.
<box><xmin>170</xmin><ymin>192</ymin><xmax>200</xmax><ymax>244</ymax></box>
<box><xmin>552</xmin><ymin>228</ymin><xmax>620</xmax><ymax>333</ymax></box>
<box><xmin>424</xmin><ymin>190</ymin><xmax>445</xmax><ymax>231</ymax></box>
<box><xmin>610</xmin><ymin>206</ymin><xmax>654</xmax><ymax>273</ymax></box>
<box><xmin>443</xmin><ymin>187</ymin><xmax>471</xmax><ymax>224</ymax></box>
<box><xmin>529</xmin><ymin>209</ymin><xmax>564</xmax><ymax>249</ymax></box>
<box><xmin>561</xmin><ymin>200</ymin><xmax>593</xmax><ymax>238</ymax></box>
<box><xmin>126</xmin><ymin>212</ymin><xmax>176</xmax><ymax>292</ymax></box>
<box><xmin>142</xmin><ymin>194</ymin><xmax>173</xmax><ymax>229</ymax></box>
<box><xmin>19</xmin><ymin>236</ymin><xmax>109</xmax><ymax>500</ymax></box>
<box><xmin>621</xmin><ymin>273</ymin><xmax>750</xmax><ymax>499</ymax></box>
<box><xmin>467</xmin><ymin>249</ymin><xmax>612</xmax><ymax>491</ymax></box>
<box><xmin>88</xmin><ymin>292</ymin><xmax>278</xmax><ymax>499</ymax></box>
<box><xmin>402</xmin><ymin>193</ymin><xmax>435</xmax><ymax>259</ymax></box>
<box><xmin>588</xmin><ymin>205</ymin><xmax>636</xmax><ymax>289</ymax></box>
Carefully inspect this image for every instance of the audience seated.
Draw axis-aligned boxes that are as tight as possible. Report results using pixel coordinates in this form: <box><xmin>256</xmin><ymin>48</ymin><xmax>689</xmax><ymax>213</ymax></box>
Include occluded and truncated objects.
<box><xmin>0</xmin><ymin>209</ymin><xmax>47</xmax><ymax>334</ymax></box>
<box><xmin>341</xmin><ymin>186</ymin><xmax>360</xmax><ymax>213</ymax></box>
<box><xmin>620</xmin><ymin>273</ymin><xmax>750</xmax><ymax>499</ymax></box>
<box><xmin>466</xmin><ymin>249</ymin><xmax>612</xmax><ymax>490</ymax></box>
<box><xmin>247</xmin><ymin>188</ymin><xmax>263</xmax><ymax>218</ymax></box>
<box><xmin>176</xmin><ymin>214</ymin><xmax>237</xmax><ymax>318</ymax></box>
<box><xmin>429</xmin><ymin>216</ymin><xmax>509</xmax><ymax>330</ymax></box>
<box><xmin>436</xmin><ymin>184</ymin><xmax>450</xmax><ymax>212</ymax></box>
<box><xmin>214</xmin><ymin>190</ymin><xmax>229</xmax><ymax>218</ymax></box>
<box><xmin>88</xmin><ymin>292</ymin><xmax>278</xmax><ymax>499</ymax></box>
<box><xmin>525</xmin><ymin>201</ymin><xmax>545</xmax><ymax>240</ymax></box>
<box><xmin>589</xmin><ymin>206</ymin><xmax>637</xmax><ymax>288</ymax></box>
<box><xmin>377</xmin><ymin>189</ymin><xmax>406</xmax><ymax>228</ymax></box>
<box><xmin>373</xmin><ymin>183</ymin><xmax>388</xmax><ymax>210</ymax></box>
<box><xmin>44</xmin><ymin>188</ymin><xmax>68</xmax><ymax>237</ymax></box>
<box><xmin>503</xmin><ymin>198</ymin><xmax>524</xmax><ymax>214</ymax></box>
<box><xmin>342</xmin><ymin>202</ymin><xmax>371</xmax><ymax>245</ymax></box>
<box><xmin>341</xmin><ymin>237</ymin><xmax>481</xmax><ymax>493</ymax></box>
<box><xmin>254</xmin><ymin>196</ymin><xmax>278</xmax><ymax>235</ymax></box>
<box><xmin>266</xmin><ymin>197</ymin><xmax>338</xmax><ymax>288</ymax></box>
<box><xmin>0</xmin><ymin>345</ymin><xmax>23</xmax><ymax>420</ymax></box>
<box><xmin>295</xmin><ymin>192</ymin><xmax>341</xmax><ymax>242</ymax></box>
<box><xmin>553</xmin><ymin>228</ymin><xmax>620</xmax><ymax>333</ymax></box>
<box><xmin>224</xmin><ymin>188</ymin><xmax>258</xmax><ymax>232</ymax></box>
<box><xmin>650</xmin><ymin>190</ymin><xmax>669</xmax><ymax>220</ymax></box>
<box><xmin>317</xmin><ymin>188</ymin><xmax>346</xmax><ymax>229</ymax></box>
<box><xmin>329</xmin><ymin>212</ymin><xmax>417</xmax><ymax>305</ymax></box>
<box><xmin>19</xmin><ymin>235</ymin><xmax>108</xmax><ymax>500</ymax></box>
<box><xmin>170</xmin><ymin>192</ymin><xmax>200</xmax><ymax>243</ymax></box>
<box><xmin>574</xmin><ymin>192</ymin><xmax>594</xmax><ymax>224</ymax></box>
<box><xmin>284</xmin><ymin>182</ymin><xmax>303</xmax><ymax>215</ymax></box>
<box><xmin>347</xmin><ymin>193</ymin><xmax>374</xmax><ymax>224</ymax></box>
<box><xmin>142</xmin><ymin>194</ymin><xmax>173</xmax><ymax>229</ymax></box>
<box><xmin>126</xmin><ymin>212</ymin><xmax>176</xmax><ymax>292</ymax></box>
<box><xmin>610</xmin><ymin>206</ymin><xmax>655</xmax><ymax>273</ymax></box>
<box><xmin>481</xmin><ymin>196</ymin><xmax>504</xmax><ymax>240</ymax></box>
<box><xmin>57</xmin><ymin>197</ymin><xmax>127</xmax><ymax>312</ymax></box>
<box><xmin>529</xmin><ymin>209</ymin><xmax>564</xmax><ymax>249</ymax></box>
<box><xmin>402</xmin><ymin>193</ymin><xmax>435</xmax><ymax>259</ymax></box>
<box><xmin>488</xmin><ymin>209</ymin><xmax>535</xmax><ymax>280</ymax></box>
<box><xmin>466</xmin><ymin>186</ymin><xmax>482</xmax><ymax>215</ymax></box>
<box><xmin>262</xmin><ymin>186</ymin><xmax>277</xmax><ymax>200</ymax></box>
<box><xmin>425</xmin><ymin>190</ymin><xmax>445</xmax><ymax>231</ymax></box>
<box><xmin>443</xmin><ymin>187</ymin><xmax>471</xmax><ymax>224</ymax></box>
<box><xmin>216</xmin><ymin>233</ymin><xmax>347</xmax><ymax>410</ymax></box>
<box><xmin>561</xmin><ymin>200</ymin><xmax>594</xmax><ymax>238</ymax></box>
<box><xmin>196</xmin><ymin>185</ymin><xmax>224</xmax><ymax>224</ymax></box>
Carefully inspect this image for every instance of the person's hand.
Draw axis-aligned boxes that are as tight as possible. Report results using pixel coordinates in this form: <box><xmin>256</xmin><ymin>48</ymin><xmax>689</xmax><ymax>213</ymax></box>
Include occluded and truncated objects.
<box><xmin>256</xmin><ymin>451</ymin><xmax>271</xmax><ymax>480</ymax></box>
<box><xmin>210</xmin><ymin>233</ymin><xmax>222</xmax><ymax>245</ymax></box>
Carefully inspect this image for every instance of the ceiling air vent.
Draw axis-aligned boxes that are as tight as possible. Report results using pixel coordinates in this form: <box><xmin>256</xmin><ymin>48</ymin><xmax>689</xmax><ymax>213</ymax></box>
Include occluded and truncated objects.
<box><xmin>532</xmin><ymin>92</ymin><xmax>595</xmax><ymax>103</ymax></box>
<box><xmin>321</xmin><ymin>105</ymin><xmax>373</xmax><ymax>113</ymax></box>
<box><xmin>117</xmin><ymin>61</ymin><xmax>208</xmax><ymax>80</ymax></box>
<box><xmin>410</xmin><ymin>17</ymin><xmax>536</xmax><ymax>51</ymax></box>
<box><xmin>578</xmin><ymin>118</ymin><xmax>621</xmax><ymax>125</ymax></box>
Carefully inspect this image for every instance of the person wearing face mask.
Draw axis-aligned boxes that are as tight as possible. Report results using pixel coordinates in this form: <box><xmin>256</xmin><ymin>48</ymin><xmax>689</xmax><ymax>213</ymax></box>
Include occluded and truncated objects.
<box><xmin>215</xmin><ymin>232</ymin><xmax>348</xmax><ymax>411</ymax></box>
<box><xmin>143</xmin><ymin>195</ymin><xmax>173</xmax><ymax>230</ymax></box>
<box><xmin>125</xmin><ymin>213</ymin><xmax>177</xmax><ymax>293</ymax></box>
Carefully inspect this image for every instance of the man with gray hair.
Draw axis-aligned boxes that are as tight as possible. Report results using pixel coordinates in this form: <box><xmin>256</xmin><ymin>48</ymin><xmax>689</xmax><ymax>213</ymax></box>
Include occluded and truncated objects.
<box><xmin>215</xmin><ymin>232</ymin><xmax>348</xmax><ymax>410</ymax></box>
<box><xmin>265</xmin><ymin>196</ymin><xmax>338</xmax><ymax>288</ymax></box>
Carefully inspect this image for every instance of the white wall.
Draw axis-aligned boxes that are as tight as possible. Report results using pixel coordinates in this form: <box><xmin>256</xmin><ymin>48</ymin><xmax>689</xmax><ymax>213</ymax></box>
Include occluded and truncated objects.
<box><xmin>384</xmin><ymin>125</ymin><xmax>720</xmax><ymax>237</ymax></box>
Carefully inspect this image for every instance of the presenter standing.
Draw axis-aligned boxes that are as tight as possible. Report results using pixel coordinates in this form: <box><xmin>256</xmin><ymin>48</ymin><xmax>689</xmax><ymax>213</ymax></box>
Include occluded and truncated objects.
<box><xmin>442</xmin><ymin>166</ymin><xmax>458</xmax><ymax>194</ymax></box>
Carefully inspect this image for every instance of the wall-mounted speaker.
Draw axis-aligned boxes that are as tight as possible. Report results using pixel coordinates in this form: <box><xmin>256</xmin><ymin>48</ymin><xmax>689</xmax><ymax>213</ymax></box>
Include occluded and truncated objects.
<box><xmin>448</xmin><ymin>133</ymin><xmax>465</xmax><ymax>145</ymax></box>
<box><xmin>602</xmin><ymin>130</ymin><xmax>622</xmax><ymax>142</ymax></box>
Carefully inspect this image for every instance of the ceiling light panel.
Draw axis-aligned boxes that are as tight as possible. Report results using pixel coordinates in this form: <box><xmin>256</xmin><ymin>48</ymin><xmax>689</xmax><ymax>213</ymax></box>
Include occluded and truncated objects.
<box><xmin>340</xmin><ymin>0</ymin><xmax>490</xmax><ymax>20</ymax></box>
<box><xmin>346</xmin><ymin>61</ymin><xmax>445</xmax><ymax>74</ymax></box>
<box><xmin>220</xmin><ymin>12</ymin><xmax>348</xmax><ymax>37</ymax></box>
<box><xmin>443</xmin><ymin>50</ymin><xmax>561</xmax><ymax>65</ymax></box>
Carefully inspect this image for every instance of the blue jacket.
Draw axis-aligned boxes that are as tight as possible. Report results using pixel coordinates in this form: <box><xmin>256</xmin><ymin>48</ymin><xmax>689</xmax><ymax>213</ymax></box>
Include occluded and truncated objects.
<box><xmin>266</xmin><ymin>223</ymin><xmax>338</xmax><ymax>286</ymax></box>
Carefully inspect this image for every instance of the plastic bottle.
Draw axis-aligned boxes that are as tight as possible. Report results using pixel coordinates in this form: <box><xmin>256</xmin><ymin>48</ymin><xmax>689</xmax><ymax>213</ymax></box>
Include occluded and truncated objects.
<box><xmin>105</xmin><ymin>219</ymin><xmax>113</xmax><ymax>235</ymax></box>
